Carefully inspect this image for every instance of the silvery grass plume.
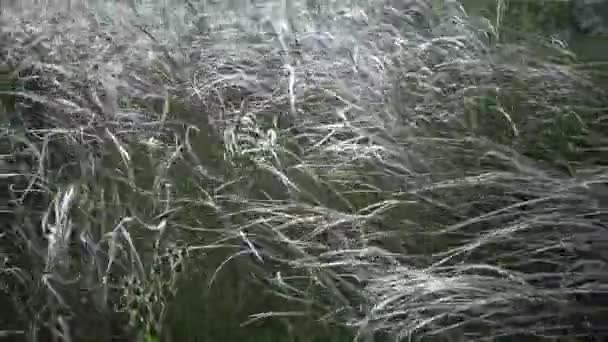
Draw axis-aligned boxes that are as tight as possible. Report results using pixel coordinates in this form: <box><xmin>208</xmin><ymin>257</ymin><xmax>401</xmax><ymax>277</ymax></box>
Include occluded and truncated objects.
<box><xmin>0</xmin><ymin>0</ymin><xmax>607</xmax><ymax>341</ymax></box>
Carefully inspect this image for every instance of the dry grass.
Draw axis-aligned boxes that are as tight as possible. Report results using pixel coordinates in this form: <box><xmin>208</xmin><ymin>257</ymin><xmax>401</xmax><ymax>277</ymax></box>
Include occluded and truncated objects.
<box><xmin>0</xmin><ymin>1</ymin><xmax>607</xmax><ymax>341</ymax></box>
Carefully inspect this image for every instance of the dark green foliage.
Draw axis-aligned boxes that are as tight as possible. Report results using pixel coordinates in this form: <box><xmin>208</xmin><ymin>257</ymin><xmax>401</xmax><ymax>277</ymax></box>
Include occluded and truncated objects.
<box><xmin>462</xmin><ymin>0</ymin><xmax>574</xmax><ymax>38</ymax></box>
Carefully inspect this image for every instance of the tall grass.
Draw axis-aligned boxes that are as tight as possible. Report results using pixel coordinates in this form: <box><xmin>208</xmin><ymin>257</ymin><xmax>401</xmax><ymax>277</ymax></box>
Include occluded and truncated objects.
<box><xmin>0</xmin><ymin>0</ymin><xmax>607</xmax><ymax>341</ymax></box>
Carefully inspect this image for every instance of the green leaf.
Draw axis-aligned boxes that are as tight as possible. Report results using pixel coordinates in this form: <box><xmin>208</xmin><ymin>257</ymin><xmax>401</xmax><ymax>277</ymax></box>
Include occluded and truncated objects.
<box><xmin>145</xmin><ymin>331</ymin><xmax>160</xmax><ymax>342</ymax></box>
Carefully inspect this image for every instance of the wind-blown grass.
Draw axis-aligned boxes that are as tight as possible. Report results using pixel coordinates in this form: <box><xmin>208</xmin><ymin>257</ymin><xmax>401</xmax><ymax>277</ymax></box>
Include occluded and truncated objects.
<box><xmin>0</xmin><ymin>0</ymin><xmax>607</xmax><ymax>341</ymax></box>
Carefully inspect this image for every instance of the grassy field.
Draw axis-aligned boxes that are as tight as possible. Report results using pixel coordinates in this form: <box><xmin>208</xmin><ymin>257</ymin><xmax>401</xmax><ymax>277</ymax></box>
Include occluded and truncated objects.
<box><xmin>462</xmin><ymin>0</ymin><xmax>608</xmax><ymax>61</ymax></box>
<box><xmin>1</xmin><ymin>1</ymin><xmax>607</xmax><ymax>341</ymax></box>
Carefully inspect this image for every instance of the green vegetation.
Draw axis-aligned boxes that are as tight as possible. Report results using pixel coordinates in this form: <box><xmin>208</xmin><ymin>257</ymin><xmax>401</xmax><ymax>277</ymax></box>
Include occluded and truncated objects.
<box><xmin>1</xmin><ymin>1</ymin><xmax>607</xmax><ymax>341</ymax></box>
<box><xmin>462</xmin><ymin>0</ymin><xmax>573</xmax><ymax>37</ymax></box>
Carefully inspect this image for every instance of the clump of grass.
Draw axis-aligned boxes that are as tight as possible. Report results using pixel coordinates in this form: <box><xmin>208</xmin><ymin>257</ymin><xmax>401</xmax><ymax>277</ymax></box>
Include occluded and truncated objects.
<box><xmin>1</xmin><ymin>0</ymin><xmax>607</xmax><ymax>341</ymax></box>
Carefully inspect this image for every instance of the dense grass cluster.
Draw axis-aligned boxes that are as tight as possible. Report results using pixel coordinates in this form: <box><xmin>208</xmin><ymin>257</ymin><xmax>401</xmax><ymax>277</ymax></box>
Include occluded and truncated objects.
<box><xmin>1</xmin><ymin>0</ymin><xmax>607</xmax><ymax>341</ymax></box>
